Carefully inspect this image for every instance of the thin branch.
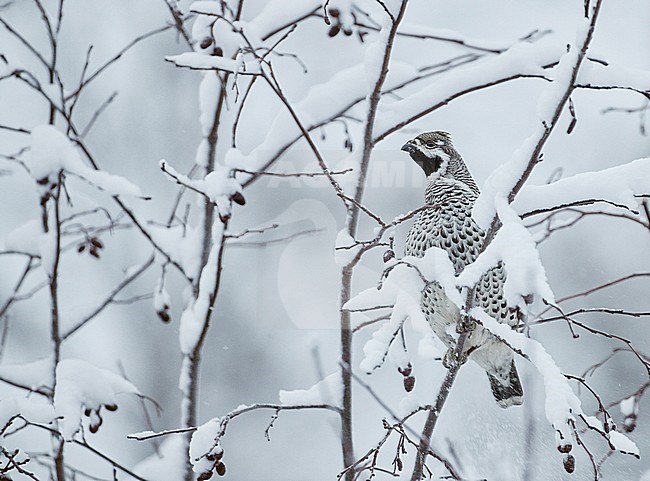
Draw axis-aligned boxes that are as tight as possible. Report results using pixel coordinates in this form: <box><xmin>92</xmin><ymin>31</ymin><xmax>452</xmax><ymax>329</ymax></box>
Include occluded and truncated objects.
<box><xmin>24</xmin><ymin>421</ymin><xmax>151</xmax><ymax>481</ymax></box>
<box><xmin>128</xmin><ymin>402</ymin><xmax>342</xmax><ymax>441</ymax></box>
<box><xmin>65</xmin><ymin>24</ymin><xmax>175</xmax><ymax>101</ymax></box>
<box><xmin>61</xmin><ymin>255</ymin><xmax>155</xmax><ymax>340</ymax></box>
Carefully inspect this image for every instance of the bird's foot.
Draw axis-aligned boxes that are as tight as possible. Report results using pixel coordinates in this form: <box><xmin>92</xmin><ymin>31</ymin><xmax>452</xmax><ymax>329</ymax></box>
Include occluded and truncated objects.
<box><xmin>456</xmin><ymin>315</ymin><xmax>476</xmax><ymax>334</ymax></box>
<box><xmin>442</xmin><ymin>347</ymin><xmax>468</xmax><ymax>369</ymax></box>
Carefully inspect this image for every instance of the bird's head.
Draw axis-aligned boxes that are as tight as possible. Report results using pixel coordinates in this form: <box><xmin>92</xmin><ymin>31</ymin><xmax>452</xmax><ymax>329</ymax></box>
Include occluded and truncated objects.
<box><xmin>401</xmin><ymin>131</ymin><xmax>456</xmax><ymax>177</ymax></box>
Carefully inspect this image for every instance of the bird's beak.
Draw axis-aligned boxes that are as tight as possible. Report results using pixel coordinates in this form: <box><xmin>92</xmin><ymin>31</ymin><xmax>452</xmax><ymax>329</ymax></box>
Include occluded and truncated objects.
<box><xmin>401</xmin><ymin>142</ymin><xmax>415</xmax><ymax>153</ymax></box>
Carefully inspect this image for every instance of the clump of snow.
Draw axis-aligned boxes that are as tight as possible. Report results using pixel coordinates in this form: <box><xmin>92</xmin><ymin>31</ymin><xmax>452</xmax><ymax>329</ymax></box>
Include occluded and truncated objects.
<box><xmin>191</xmin><ymin>5</ymin><xmax>216</xmax><ymax>47</ymax></box>
<box><xmin>579</xmin><ymin>60</ymin><xmax>650</xmax><ymax>93</ymax></box>
<box><xmin>27</xmin><ymin>125</ymin><xmax>143</xmax><ymax>197</ymax></box>
<box><xmin>3</xmin><ymin>220</ymin><xmax>63</xmax><ymax>275</ymax></box>
<box><xmin>398</xmin><ymin>393</ymin><xmax>423</xmax><ymax>418</ymax></box>
<box><xmin>607</xmin><ymin>431</ymin><xmax>640</xmax><ymax>457</ymax></box>
<box><xmin>190</xmin><ymin>417</ymin><xmax>224</xmax><ymax>475</ymax></box>
<box><xmin>359</xmin><ymin>297</ymin><xmax>408</xmax><ymax>374</ymax></box>
<box><xmin>513</xmin><ymin>157</ymin><xmax>650</xmax><ymax>217</ymax></box>
<box><xmin>247</xmin><ymin>0</ymin><xmax>320</xmax><ymax>40</ymax></box>
<box><xmin>363</xmin><ymin>21</ymin><xmax>390</xmax><ymax>91</ymax></box>
<box><xmin>620</xmin><ymin>396</ymin><xmax>638</xmax><ymax>417</ymax></box>
<box><xmin>582</xmin><ymin>415</ymin><xmax>640</xmax><ymax>457</ymax></box>
<box><xmin>334</xmin><ymin>229</ymin><xmax>361</xmax><ymax>266</ymax></box>
<box><xmin>160</xmin><ymin>161</ymin><xmax>243</xmax><ymax>222</ymax></box>
<box><xmin>0</xmin><ymin>357</ymin><xmax>53</xmax><ymax>390</ymax></box>
<box><xmin>620</xmin><ymin>395</ymin><xmax>639</xmax><ymax>432</ymax></box>
<box><xmin>198</xmin><ymin>73</ymin><xmax>221</xmax><ymax>142</ymax></box>
<box><xmin>279</xmin><ymin>372</ymin><xmax>343</xmax><ymax>408</ymax></box>
<box><xmin>179</xmin><ymin>223</ymin><xmax>224</xmax><ymax>354</ymax></box>
<box><xmin>132</xmin><ymin>436</ymin><xmax>187</xmax><ymax>481</ymax></box>
<box><xmin>203</xmin><ymin>169</ymin><xmax>245</xmax><ymax>219</ymax></box>
<box><xmin>4</xmin><ymin>219</ymin><xmax>43</xmax><ymax>257</ymax></box>
<box><xmin>39</xmin><ymin>228</ymin><xmax>58</xmax><ymax>276</ymax></box>
<box><xmin>54</xmin><ymin>359</ymin><xmax>140</xmax><ymax>440</ymax></box>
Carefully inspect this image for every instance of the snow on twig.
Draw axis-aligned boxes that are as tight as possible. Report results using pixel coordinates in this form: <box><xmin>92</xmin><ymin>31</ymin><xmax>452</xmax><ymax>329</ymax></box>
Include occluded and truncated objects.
<box><xmin>516</xmin><ymin>157</ymin><xmax>650</xmax><ymax>218</ymax></box>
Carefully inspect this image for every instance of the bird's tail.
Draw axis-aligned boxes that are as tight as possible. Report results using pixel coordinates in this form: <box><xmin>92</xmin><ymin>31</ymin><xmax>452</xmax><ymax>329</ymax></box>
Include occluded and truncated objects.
<box><xmin>487</xmin><ymin>360</ymin><xmax>524</xmax><ymax>408</ymax></box>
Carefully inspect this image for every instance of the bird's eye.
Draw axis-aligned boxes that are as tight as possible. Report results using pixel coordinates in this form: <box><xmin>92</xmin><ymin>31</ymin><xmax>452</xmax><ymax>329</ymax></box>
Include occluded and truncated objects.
<box><xmin>426</xmin><ymin>142</ymin><xmax>435</xmax><ymax>148</ymax></box>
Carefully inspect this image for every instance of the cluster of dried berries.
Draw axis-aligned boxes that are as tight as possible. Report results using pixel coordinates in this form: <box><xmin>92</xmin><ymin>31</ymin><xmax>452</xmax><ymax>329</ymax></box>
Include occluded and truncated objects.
<box><xmin>77</xmin><ymin>236</ymin><xmax>104</xmax><ymax>258</ymax></box>
<box><xmin>325</xmin><ymin>8</ymin><xmax>352</xmax><ymax>37</ymax></box>
<box><xmin>156</xmin><ymin>304</ymin><xmax>171</xmax><ymax>323</ymax></box>
<box><xmin>200</xmin><ymin>35</ymin><xmax>224</xmax><ymax>58</ymax></box>
<box><xmin>84</xmin><ymin>403</ymin><xmax>117</xmax><ymax>434</ymax></box>
<box><xmin>557</xmin><ymin>442</ymin><xmax>575</xmax><ymax>474</ymax></box>
<box><xmin>398</xmin><ymin>363</ymin><xmax>415</xmax><ymax>393</ymax></box>
<box><xmin>198</xmin><ymin>449</ymin><xmax>226</xmax><ymax>480</ymax></box>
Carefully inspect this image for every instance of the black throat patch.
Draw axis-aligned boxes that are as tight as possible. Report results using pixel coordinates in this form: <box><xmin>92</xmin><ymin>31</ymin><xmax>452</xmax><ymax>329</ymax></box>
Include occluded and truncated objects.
<box><xmin>410</xmin><ymin>150</ymin><xmax>443</xmax><ymax>177</ymax></box>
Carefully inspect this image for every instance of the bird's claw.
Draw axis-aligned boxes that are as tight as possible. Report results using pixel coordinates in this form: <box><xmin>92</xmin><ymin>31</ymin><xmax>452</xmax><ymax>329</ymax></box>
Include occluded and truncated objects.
<box><xmin>442</xmin><ymin>348</ymin><xmax>467</xmax><ymax>369</ymax></box>
<box><xmin>456</xmin><ymin>316</ymin><xmax>476</xmax><ymax>334</ymax></box>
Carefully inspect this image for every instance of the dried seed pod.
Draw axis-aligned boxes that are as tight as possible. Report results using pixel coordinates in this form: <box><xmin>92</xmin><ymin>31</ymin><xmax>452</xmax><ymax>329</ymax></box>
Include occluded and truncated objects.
<box><xmin>157</xmin><ymin>309</ymin><xmax>171</xmax><ymax>323</ymax></box>
<box><xmin>198</xmin><ymin>471</ymin><xmax>213</xmax><ymax>481</ymax></box>
<box><xmin>403</xmin><ymin>375</ymin><xmax>415</xmax><ymax>392</ymax></box>
<box><xmin>216</xmin><ymin>463</ymin><xmax>226</xmax><ymax>476</ymax></box>
<box><xmin>89</xmin><ymin>410</ymin><xmax>103</xmax><ymax>433</ymax></box>
<box><xmin>563</xmin><ymin>454</ymin><xmax>575</xmax><ymax>473</ymax></box>
<box><xmin>78</xmin><ymin>244</ymin><xmax>86</xmax><ymax>253</ymax></box>
<box><xmin>398</xmin><ymin>364</ymin><xmax>412</xmax><ymax>377</ymax></box>
<box><xmin>89</xmin><ymin>248</ymin><xmax>100</xmax><ymax>259</ymax></box>
<box><xmin>231</xmin><ymin>191</ymin><xmax>246</xmax><ymax>206</ymax></box>
<box><xmin>328</xmin><ymin>8</ymin><xmax>340</xmax><ymax>18</ymax></box>
<box><xmin>383</xmin><ymin>249</ymin><xmax>395</xmax><ymax>263</ymax></box>
<box><xmin>105</xmin><ymin>403</ymin><xmax>118</xmax><ymax>412</ymax></box>
<box><xmin>557</xmin><ymin>443</ymin><xmax>572</xmax><ymax>454</ymax></box>
<box><xmin>200</xmin><ymin>37</ymin><xmax>213</xmax><ymax>49</ymax></box>
<box><xmin>90</xmin><ymin>237</ymin><xmax>103</xmax><ymax>249</ymax></box>
<box><xmin>213</xmin><ymin>47</ymin><xmax>224</xmax><ymax>57</ymax></box>
<box><xmin>328</xmin><ymin>25</ymin><xmax>340</xmax><ymax>37</ymax></box>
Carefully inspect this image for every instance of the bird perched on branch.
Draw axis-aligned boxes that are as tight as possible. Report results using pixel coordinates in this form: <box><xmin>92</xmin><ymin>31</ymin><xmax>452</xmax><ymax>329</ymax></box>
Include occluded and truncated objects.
<box><xmin>402</xmin><ymin>131</ymin><xmax>523</xmax><ymax>408</ymax></box>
